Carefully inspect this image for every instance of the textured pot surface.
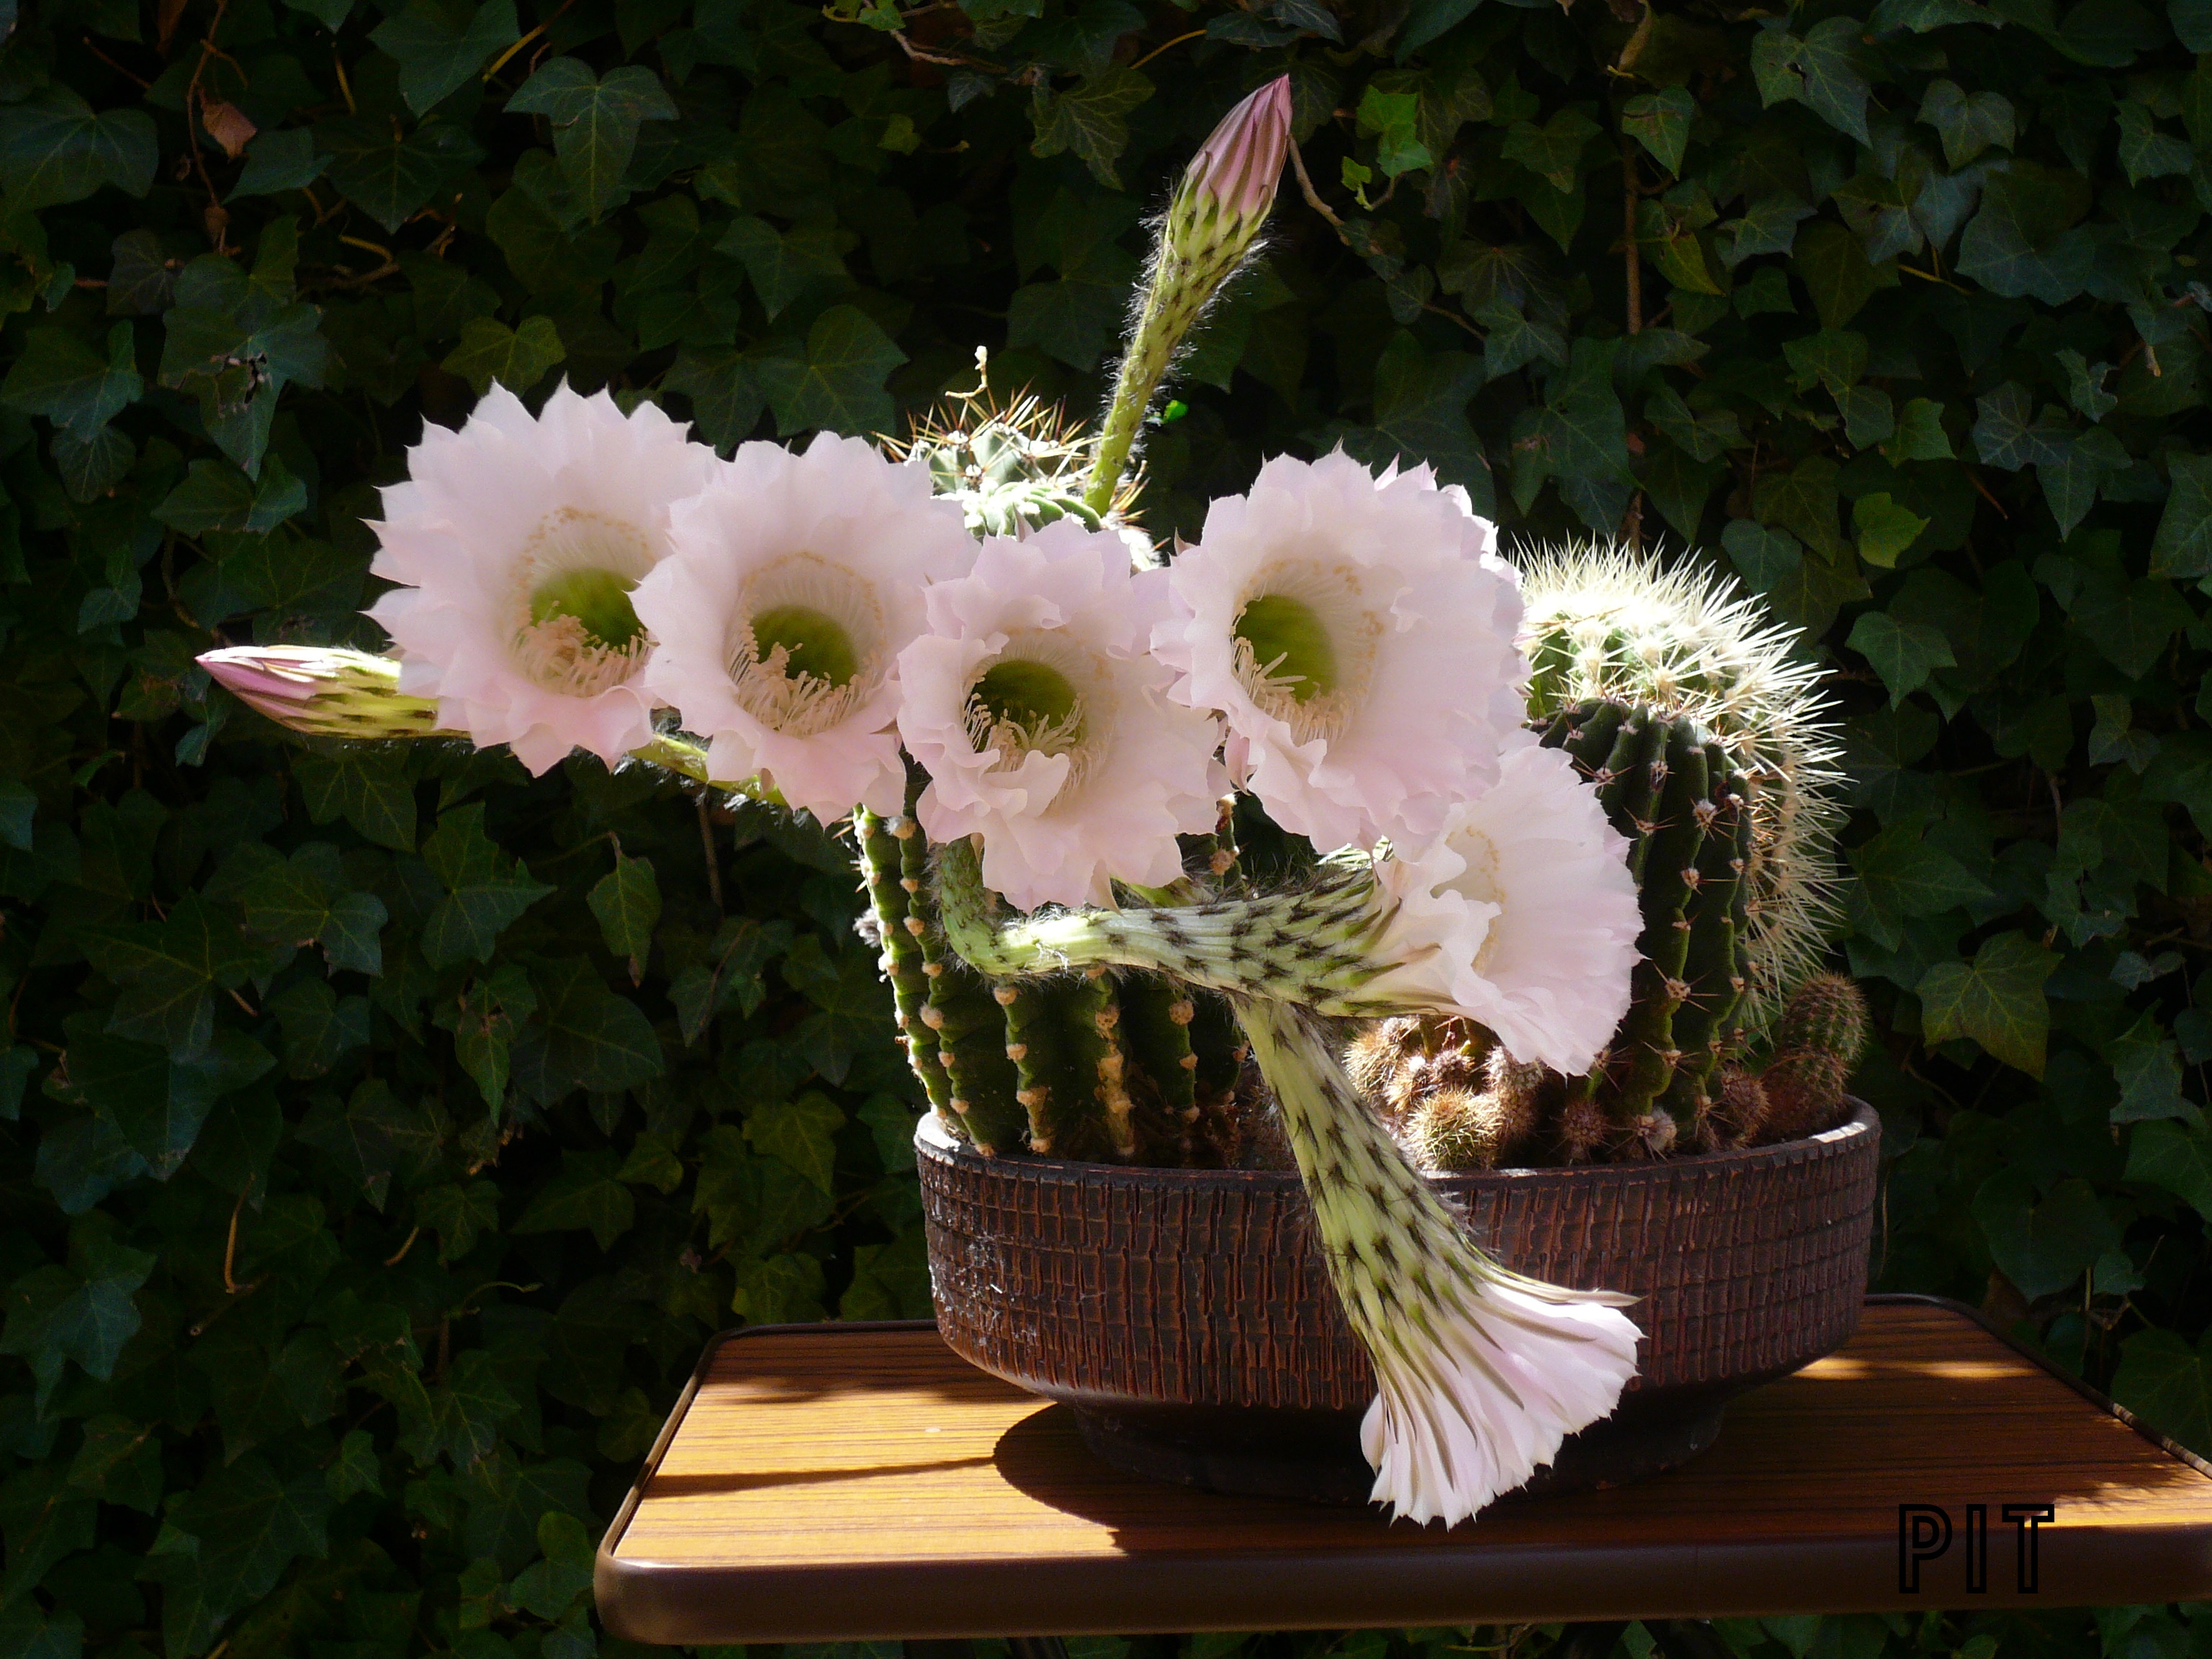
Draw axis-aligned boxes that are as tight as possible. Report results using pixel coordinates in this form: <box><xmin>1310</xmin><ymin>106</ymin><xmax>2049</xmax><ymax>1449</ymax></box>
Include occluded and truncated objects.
<box><xmin>917</xmin><ymin>1102</ymin><xmax>1882</xmax><ymax>1414</ymax></box>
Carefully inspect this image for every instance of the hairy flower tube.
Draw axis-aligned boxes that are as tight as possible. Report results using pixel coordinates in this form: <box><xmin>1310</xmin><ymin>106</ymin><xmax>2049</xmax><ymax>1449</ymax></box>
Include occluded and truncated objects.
<box><xmin>896</xmin><ymin>519</ymin><xmax>1223</xmax><ymax>912</ymax></box>
<box><xmin>1241</xmin><ymin>999</ymin><xmax>1642</xmax><ymax>1525</ymax></box>
<box><xmin>632</xmin><ymin>433</ymin><xmax>974</xmax><ymax>822</ymax></box>
<box><xmin>1085</xmin><ymin>75</ymin><xmax>1292</xmax><ymax>514</ymax></box>
<box><xmin>365</xmin><ymin>383</ymin><xmax>718</xmax><ymax>775</ymax></box>
<box><xmin>1152</xmin><ymin>450</ymin><xmax>1527</xmax><ymax>853</ymax></box>
<box><xmin>1367</xmin><ymin>742</ymin><xmax>1644</xmax><ymax>1076</ymax></box>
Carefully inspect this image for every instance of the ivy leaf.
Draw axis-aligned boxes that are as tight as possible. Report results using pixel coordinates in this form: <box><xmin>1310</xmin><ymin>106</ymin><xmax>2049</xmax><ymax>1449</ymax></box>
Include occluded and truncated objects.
<box><xmin>1750</xmin><ymin>17</ymin><xmax>1873</xmax><ymax>144</ymax></box>
<box><xmin>1973</xmin><ymin>1171</ymin><xmax>2118</xmax><ymax>1298</ymax></box>
<box><xmin>317</xmin><ymin>116</ymin><xmax>486</xmax><ymax>234</ymax></box>
<box><xmin>154</xmin><ymin>456</ymin><xmax>308</xmax><ymax>536</ymax></box>
<box><xmin>2116</xmin><ymin>101</ymin><xmax>2193</xmax><ymax>186</ymax></box>
<box><xmin>2126</xmin><ymin>1120</ymin><xmax>2212</xmax><ymax>1221</ymax></box>
<box><xmin>756</xmin><ymin>305</ymin><xmax>906</xmax><ymax>438</ymax></box>
<box><xmin>1918</xmin><ymin>80</ymin><xmax>2014</xmax><ymax>167</ymax></box>
<box><xmin>293</xmin><ymin>747</ymin><xmax>417</xmax><ymax>852</ymax></box>
<box><xmin>2110</xmin><ymin>1015</ymin><xmax>2188</xmax><ymax>1123</ymax></box>
<box><xmin>717</xmin><ymin>216</ymin><xmax>850</xmax><ymax>320</ymax></box>
<box><xmin>746</xmin><ymin>1090</ymin><xmax>845</xmax><ymax>1194</ymax></box>
<box><xmin>2149</xmin><ymin>452</ymin><xmax>2212</xmax><ymax>579</ymax></box>
<box><xmin>421</xmin><ymin>805</ymin><xmax>553</xmax><ymax>968</ymax></box>
<box><xmin>507</xmin><ymin>59</ymin><xmax>678</xmax><ymax>220</ymax></box>
<box><xmin>664</xmin><ymin>344</ymin><xmax>765</xmax><ymax>449</ymax></box>
<box><xmin>78</xmin><ymin>894</ymin><xmax>266</xmax><ymax>1058</ymax></box>
<box><xmin>1622</xmin><ymin>86</ymin><xmax>1695</xmax><ymax>176</ymax></box>
<box><xmin>0</xmin><ymin>87</ymin><xmax>158</xmax><ymax>211</ymax></box>
<box><xmin>1853</xmin><ymin>493</ymin><xmax>1930</xmax><ymax>568</ymax></box>
<box><xmin>532</xmin><ymin>956</ymin><xmax>664</xmax><ymax>1095</ymax></box>
<box><xmin>174</xmin><ymin>1455</ymin><xmax>332</xmax><ymax>1617</ymax></box>
<box><xmin>508</xmin><ymin>1512</ymin><xmax>595</xmax><ymax>1622</ymax></box>
<box><xmin>588</xmin><ymin>851</ymin><xmax>660</xmax><ymax>979</ymax></box>
<box><xmin>1955</xmin><ymin>163</ymin><xmax>2097</xmax><ymax>304</ymax></box>
<box><xmin>2115</xmin><ymin>1328</ymin><xmax>2212</xmax><ymax>1455</ymax></box>
<box><xmin>779</xmin><ymin>935</ymin><xmax>889</xmax><ymax>1084</ymax></box>
<box><xmin>415</xmin><ymin>1179</ymin><xmax>501</xmax><ymax>1263</ymax></box>
<box><xmin>1848</xmin><ymin>610</ymin><xmax>1956</xmax><ymax>704</ymax></box>
<box><xmin>1028</xmin><ymin>66</ymin><xmax>1152</xmax><ymax>188</ymax></box>
<box><xmin>371</xmin><ymin>0</ymin><xmax>521</xmax><ymax>116</ymax></box>
<box><xmin>229</xmin><ymin>128</ymin><xmax>328</xmax><ymax>199</ymax></box>
<box><xmin>1357</xmin><ymin>88</ymin><xmax>1434</xmax><ymax>179</ymax></box>
<box><xmin>516</xmin><ymin>1149</ymin><xmax>636</xmax><ymax>1249</ymax></box>
<box><xmin>1917</xmin><ymin>931</ymin><xmax>2059</xmax><ymax>1075</ymax></box>
<box><xmin>1</xmin><ymin>324</ymin><xmax>141</xmax><ymax>435</ymax></box>
<box><xmin>440</xmin><ymin>315</ymin><xmax>566</xmax><ymax>396</ymax></box>
<box><xmin>1848</xmin><ymin>822</ymin><xmax>1992</xmax><ymax>947</ymax></box>
<box><xmin>1793</xmin><ymin>220</ymin><xmax>1897</xmax><ymax>330</ymax></box>
<box><xmin>1502</xmin><ymin>108</ymin><xmax>1601</xmax><ymax>194</ymax></box>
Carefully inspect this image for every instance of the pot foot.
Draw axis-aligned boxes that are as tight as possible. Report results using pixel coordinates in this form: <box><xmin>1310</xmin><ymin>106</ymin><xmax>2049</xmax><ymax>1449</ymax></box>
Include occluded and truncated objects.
<box><xmin>1070</xmin><ymin>1391</ymin><xmax>1730</xmax><ymax>1509</ymax></box>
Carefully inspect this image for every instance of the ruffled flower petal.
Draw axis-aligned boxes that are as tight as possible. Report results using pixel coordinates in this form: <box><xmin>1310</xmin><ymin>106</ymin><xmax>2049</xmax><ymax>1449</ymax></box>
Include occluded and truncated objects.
<box><xmin>1370</xmin><ymin>742</ymin><xmax>1642</xmax><ymax>1075</ymax></box>
<box><xmin>897</xmin><ymin>521</ymin><xmax>1225</xmax><ymax>912</ymax></box>
<box><xmin>632</xmin><ymin>432</ymin><xmax>974</xmax><ymax>822</ymax></box>
<box><xmin>1151</xmin><ymin>450</ymin><xmax>1526</xmax><ymax>852</ymax></box>
<box><xmin>366</xmin><ymin>383</ymin><xmax>718</xmax><ymax>774</ymax></box>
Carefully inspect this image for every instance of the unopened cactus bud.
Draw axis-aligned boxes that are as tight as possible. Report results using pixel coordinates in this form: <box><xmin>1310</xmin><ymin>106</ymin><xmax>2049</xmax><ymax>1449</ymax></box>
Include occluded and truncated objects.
<box><xmin>1084</xmin><ymin>76</ymin><xmax>1291</xmax><ymax>515</ymax></box>
<box><xmin>200</xmin><ymin>644</ymin><xmax>449</xmax><ymax>739</ymax></box>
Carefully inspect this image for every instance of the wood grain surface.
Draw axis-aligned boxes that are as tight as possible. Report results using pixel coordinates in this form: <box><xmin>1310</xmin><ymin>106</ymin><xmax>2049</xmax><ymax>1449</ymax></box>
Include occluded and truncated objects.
<box><xmin>595</xmin><ymin>1299</ymin><xmax>2212</xmax><ymax>1645</ymax></box>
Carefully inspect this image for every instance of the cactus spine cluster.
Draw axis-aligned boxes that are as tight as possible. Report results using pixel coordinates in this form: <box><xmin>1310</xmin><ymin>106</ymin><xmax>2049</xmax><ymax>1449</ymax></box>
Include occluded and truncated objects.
<box><xmin>1516</xmin><ymin>543</ymin><xmax>1844</xmax><ymax>1037</ymax></box>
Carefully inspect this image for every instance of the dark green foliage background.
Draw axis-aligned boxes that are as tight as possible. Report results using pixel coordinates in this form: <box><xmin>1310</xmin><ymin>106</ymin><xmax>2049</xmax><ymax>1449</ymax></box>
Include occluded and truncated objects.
<box><xmin>0</xmin><ymin>0</ymin><xmax>2209</xmax><ymax>1653</ymax></box>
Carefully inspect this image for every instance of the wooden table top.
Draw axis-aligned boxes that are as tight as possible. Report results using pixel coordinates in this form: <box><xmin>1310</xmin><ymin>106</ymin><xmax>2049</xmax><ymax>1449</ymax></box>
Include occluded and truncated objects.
<box><xmin>595</xmin><ymin>1297</ymin><xmax>2212</xmax><ymax>1645</ymax></box>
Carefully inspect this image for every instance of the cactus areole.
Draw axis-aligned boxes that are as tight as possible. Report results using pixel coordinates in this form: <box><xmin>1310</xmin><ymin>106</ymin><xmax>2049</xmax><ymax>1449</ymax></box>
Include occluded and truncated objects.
<box><xmin>197</xmin><ymin>86</ymin><xmax>1866</xmax><ymax>1532</ymax></box>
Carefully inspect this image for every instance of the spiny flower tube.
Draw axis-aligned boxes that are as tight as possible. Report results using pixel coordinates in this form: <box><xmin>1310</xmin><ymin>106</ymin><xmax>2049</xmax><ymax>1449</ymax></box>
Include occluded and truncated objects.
<box><xmin>896</xmin><ymin>520</ymin><xmax>1223</xmax><ymax>912</ymax></box>
<box><xmin>1241</xmin><ymin>999</ymin><xmax>1642</xmax><ymax>1526</ymax></box>
<box><xmin>1367</xmin><ymin>742</ymin><xmax>1644</xmax><ymax>1076</ymax></box>
<box><xmin>1152</xmin><ymin>450</ymin><xmax>1527</xmax><ymax>853</ymax></box>
<box><xmin>632</xmin><ymin>432</ymin><xmax>974</xmax><ymax>823</ymax></box>
<box><xmin>366</xmin><ymin>383</ymin><xmax>719</xmax><ymax>775</ymax></box>
<box><xmin>1084</xmin><ymin>75</ymin><xmax>1292</xmax><ymax>515</ymax></box>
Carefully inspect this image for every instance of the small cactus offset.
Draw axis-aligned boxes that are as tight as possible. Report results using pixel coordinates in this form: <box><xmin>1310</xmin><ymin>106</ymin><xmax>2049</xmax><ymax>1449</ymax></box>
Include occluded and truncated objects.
<box><xmin>1733</xmin><ymin>972</ymin><xmax>1870</xmax><ymax>1145</ymax></box>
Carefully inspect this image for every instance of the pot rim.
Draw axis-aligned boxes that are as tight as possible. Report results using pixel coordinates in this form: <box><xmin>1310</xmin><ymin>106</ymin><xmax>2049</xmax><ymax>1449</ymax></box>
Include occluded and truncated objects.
<box><xmin>914</xmin><ymin>1095</ymin><xmax>1879</xmax><ymax>1185</ymax></box>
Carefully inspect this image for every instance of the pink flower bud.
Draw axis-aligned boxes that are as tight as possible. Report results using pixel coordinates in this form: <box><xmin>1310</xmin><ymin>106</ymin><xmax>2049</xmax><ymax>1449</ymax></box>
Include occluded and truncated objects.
<box><xmin>1182</xmin><ymin>75</ymin><xmax>1292</xmax><ymax>221</ymax></box>
<box><xmin>199</xmin><ymin>646</ymin><xmax>323</xmax><ymax>714</ymax></box>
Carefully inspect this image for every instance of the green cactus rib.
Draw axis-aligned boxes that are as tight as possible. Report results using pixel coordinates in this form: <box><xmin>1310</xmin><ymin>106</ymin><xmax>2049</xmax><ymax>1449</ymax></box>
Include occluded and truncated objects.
<box><xmin>998</xmin><ymin>976</ymin><xmax>1100</xmax><ymax>1158</ymax></box>
<box><xmin>1660</xmin><ymin>746</ymin><xmax>1755</xmax><ymax>1130</ymax></box>
<box><xmin>1119</xmin><ymin>972</ymin><xmax>1200</xmax><ymax>1125</ymax></box>
<box><xmin>858</xmin><ymin>809</ymin><xmax>952</xmax><ymax>1118</ymax></box>
<box><xmin>1609</xmin><ymin>721</ymin><xmax>1710</xmax><ymax>1124</ymax></box>
<box><xmin>915</xmin><ymin>851</ymin><xmax>1027</xmax><ymax>1155</ymax></box>
<box><xmin>935</xmin><ymin>837</ymin><xmax>1388</xmax><ymax>1012</ymax></box>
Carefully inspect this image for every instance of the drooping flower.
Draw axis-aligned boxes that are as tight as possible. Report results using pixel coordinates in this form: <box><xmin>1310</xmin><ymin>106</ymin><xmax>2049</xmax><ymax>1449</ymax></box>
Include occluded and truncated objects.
<box><xmin>1152</xmin><ymin>449</ymin><xmax>1526</xmax><ymax>853</ymax></box>
<box><xmin>1368</xmin><ymin>741</ymin><xmax>1642</xmax><ymax>1076</ymax></box>
<box><xmin>896</xmin><ymin>519</ymin><xmax>1223</xmax><ymax>912</ymax></box>
<box><xmin>365</xmin><ymin>383</ymin><xmax>718</xmax><ymax>775</ymax></box>
<box><xmin>1243</xmin><ymin>999</ymin><xmax>1640</xmax><ymax>1527</ymax></box>
<box><xmin>631</xmin><ymin>433</ymin><xmax>974</xmax><ymax>822</ymax></box>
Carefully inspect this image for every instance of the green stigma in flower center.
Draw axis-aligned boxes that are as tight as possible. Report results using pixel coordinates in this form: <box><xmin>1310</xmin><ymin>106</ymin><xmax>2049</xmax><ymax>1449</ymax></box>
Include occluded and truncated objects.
<box><xmin>971</xmin><ymin>658</ymin><xmax>1083</xmax><ymax>747</ymax></box>
<box><xmin>1233</xmin><ymin>593</ymin><xmax>1337</xmax><ymax>702</ymax></box>
<box><xmin>752</xmin><ymin>604</ymin><xmax>860</xmax><ymax>686</ymax></box>
<box><xmin>529</xmin><ymin>567</ymin><xmax>644</xmax><ymax>652</ymax></box>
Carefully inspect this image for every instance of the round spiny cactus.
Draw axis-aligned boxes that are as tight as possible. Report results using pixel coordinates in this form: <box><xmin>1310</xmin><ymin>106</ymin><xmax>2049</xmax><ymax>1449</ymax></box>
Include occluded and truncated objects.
<box><xmin>1515</xmin><ymin>541</ymin><xmax>1845</xmax><ymax>1036</ymax></box>
<box><xmin>1743</xmin><ymin>971</ymin><xmax>1869</xmax><ymax>1144</ymax></box>
<box><xmin>885</xmin><ymin>366</ymin><xmax>1148</xmax><ymax>550</ymax></box>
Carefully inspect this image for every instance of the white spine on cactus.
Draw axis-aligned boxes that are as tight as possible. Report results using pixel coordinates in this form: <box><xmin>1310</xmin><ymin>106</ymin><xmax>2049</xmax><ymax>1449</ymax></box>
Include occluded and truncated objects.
<box><xmin>365</xmin><ymin>384</ymin><xmax>718</xmax><ymax>775</ymax></box>
<box><xmin>633</xmin><ymin>432</ymin><xmax>974</xmax><ymax>823</ymax></box>
<box><xmin>1241</xmin><ymin>999</ymin><xmax>1640</xmax><ymax>1527</ymax></box>
<box><xmin>1514</xmin><ymin>542</ymin><xmax>1845</xmax><ymax>1028</ymax></box>
<box><xmin>896</xmin><ymin>520</ymin><xmax>1223</xmax><ymax>912</ymax></box>
<box><xmin>1151</xmin><ymin>450</ymin><xmax>1526</xmax><ymax>853</ymax></box>
<box><xmin>1367</xmin><ymin>742</ymin><xmax>1643</xmax><ymax>1076</ymax></box>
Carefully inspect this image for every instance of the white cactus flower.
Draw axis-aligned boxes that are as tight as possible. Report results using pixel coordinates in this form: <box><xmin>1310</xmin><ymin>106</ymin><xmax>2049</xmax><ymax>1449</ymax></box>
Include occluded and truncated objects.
<box><xmin>897</xmin><ymin>519</ymin><xmax>1224</xmax><ymax>912</ymax></box>
<box><xmin>1370</xmin><ymin>741</ymin><xmax>1642</xmax><ymax>1076</ymax></box>
<box><xmin>365</xmin><ymin>383</ymin><xmax>719</xmax><ymax>775</ymax></box>
<box><xmin>632</xmin><ymin>433</ymin><xmax>975</xmax><ymax>822</ymax></box>
<box><xmin>1151</xmin><ymin>450</ymin><xmax>1526</xmax><ymax>853</ymax></box>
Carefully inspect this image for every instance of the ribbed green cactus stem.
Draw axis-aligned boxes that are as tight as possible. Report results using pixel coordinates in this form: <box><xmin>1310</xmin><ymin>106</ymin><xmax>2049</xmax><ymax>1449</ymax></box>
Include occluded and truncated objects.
<box><xmin>1660</xmin><ymin>745</ymin><xmax>1756</xmax><ymax>1143</ymax></box>
<box><xmin>914</xmin><ymin>849</ymin><xmax>1027</xmax><ymax>1155</ymax></box>
<box><xmin>935</xmin><ymin>837</ymin><xmax>1387</xmax><ymax>1012</ymax></box>
<box><xmin>1118</xmin><ymin>972</ymin><xmax>1200</xmax><ymax>1127</ymax></box>
<box><xmin>858</xmin><ymin>809</ymin><xmax>952</xmax><ymax>1119</ymax></box>
<box><xmin>1606</xmin><ymin>721</ymin><xmax>1709</xmax><ymax>1148</ymax></box>
<box><xmin>1238</xmin><ymin>997</ymin><xmax>1641</xmax><ymax>1524</ymax></box>
<box><xmin>1187</xmin><ymin>992</ymin><xmax>1246</xmax><ymax>1161</ymax></box>
<box><xmin>197</xmin><ymin>644</ymin><xmax>781</xmax><ymax>804</ymax></box>
<box><xmin>1752</xmin><ymin>972</ymin><xmax>1869</xmax><ymax>1143</ymax></box>
<box><xmin>997</xmin><ymin>976</ymin><xmax>1087</xmax><ymax>1157</ymax></box>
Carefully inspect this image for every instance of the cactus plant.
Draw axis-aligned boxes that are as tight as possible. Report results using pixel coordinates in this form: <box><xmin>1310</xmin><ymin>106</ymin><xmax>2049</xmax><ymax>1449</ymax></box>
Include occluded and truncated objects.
<box><xmin>1518</xmin><ymin>543</ymin><xmax>1844</xmax><ymax>1035</ymax></box>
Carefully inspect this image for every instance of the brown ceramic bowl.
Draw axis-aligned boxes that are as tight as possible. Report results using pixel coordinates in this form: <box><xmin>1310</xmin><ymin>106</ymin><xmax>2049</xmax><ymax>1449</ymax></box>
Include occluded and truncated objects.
<box><xmin>915</xmin><ymin>1101</ymin><xmax>1881</xmax><ymax>1504</ymax></box>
